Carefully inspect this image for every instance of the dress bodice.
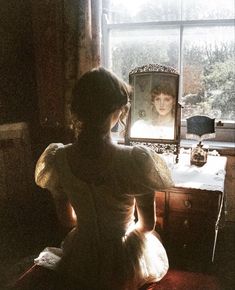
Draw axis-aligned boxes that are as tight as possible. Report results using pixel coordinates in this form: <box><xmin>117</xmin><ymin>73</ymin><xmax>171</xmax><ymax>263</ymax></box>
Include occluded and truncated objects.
<box><xmin>34</xmin><ymin>142</ymin><xmax>173</xmax><ymax>289</ymax></box>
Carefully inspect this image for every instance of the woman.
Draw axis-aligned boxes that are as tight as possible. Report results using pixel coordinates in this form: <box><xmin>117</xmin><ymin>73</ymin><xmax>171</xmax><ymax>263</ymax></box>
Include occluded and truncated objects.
<box><xmin>131</xmin><ymin>83</ymin><xmax>176</xmax><ymax>139</ymax></box>
<box><xmin>24</xmin><ymin>68</ymin><xmax>173</xmax><ymax>289</ymax></box>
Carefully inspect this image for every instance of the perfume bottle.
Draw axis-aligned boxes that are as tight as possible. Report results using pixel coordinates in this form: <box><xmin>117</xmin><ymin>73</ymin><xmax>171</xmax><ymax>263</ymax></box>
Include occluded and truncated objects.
<box><xmin>190</xmin><ymin>142</ymin><xmax>208</xmax><ymax>167</ymax></box>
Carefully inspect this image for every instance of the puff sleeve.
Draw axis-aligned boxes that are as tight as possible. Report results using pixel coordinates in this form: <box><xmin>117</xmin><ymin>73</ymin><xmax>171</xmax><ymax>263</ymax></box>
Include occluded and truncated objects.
<box><xmin>130</xmin><ymin>146</ymin><xmax>174</xmax><ymax>195</ymax></box>
<box><xmin>35</xmin><ymin>143</ymin><xmax>65</xmax><ymax>198</ymax></box>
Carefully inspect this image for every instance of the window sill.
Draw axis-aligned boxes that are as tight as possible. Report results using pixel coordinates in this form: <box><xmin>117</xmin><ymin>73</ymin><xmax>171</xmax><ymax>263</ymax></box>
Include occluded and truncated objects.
<box><xmin>180</xmin><ymin>139</ymin><xmax>235</xmax><ymax>156</ymax></box>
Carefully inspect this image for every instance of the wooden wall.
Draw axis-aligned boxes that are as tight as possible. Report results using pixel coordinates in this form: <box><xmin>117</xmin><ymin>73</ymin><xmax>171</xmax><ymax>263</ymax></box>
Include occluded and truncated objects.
<box><xmin>0</xmin><ymin>0</ymin><xmax>61</xmax><ymax>243</ymax></box>
<box><xmin>224</xmin><ymin>155</ymin><xmax>235</xmax><ymax>222</ymax></box>
<box><xmin>0</xmin><ymin>0</ymin><xmax>38</xmax><ymax>125</ymax></box>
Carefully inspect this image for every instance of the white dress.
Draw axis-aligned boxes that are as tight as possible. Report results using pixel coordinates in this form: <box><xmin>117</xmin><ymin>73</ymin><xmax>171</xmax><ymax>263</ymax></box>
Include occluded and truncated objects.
<box><xmin>131</xmin><ymin>119</ymin><xmax>174</xmax><ymax>139</ymax></box>
<box><xmin>34</xmin><ymin>143</ymin><xmax>174</xmax><ymax>290</ymax></box>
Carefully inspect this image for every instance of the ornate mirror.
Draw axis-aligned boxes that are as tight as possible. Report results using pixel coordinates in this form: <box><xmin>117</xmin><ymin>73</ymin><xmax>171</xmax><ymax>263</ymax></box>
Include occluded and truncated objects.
<box><xmin>125</xmin><ymin>64</ymin><xmax>181</xmax><ymax>160</ymax></box>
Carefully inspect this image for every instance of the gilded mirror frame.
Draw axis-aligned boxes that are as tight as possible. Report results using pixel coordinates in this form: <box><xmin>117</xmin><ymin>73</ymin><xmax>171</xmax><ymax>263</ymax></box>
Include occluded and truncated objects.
<box><xmin>125</xmin><ymin>64</ymin><xmax>181</xmax><ymax>158</ymax></box>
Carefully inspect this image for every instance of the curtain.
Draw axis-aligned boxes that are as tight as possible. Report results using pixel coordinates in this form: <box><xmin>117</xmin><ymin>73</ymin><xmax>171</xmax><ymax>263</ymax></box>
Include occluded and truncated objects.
<box><xmin>64</xmin><ymin>0</ymin><xmax>102</xmax><ymax>127</ymax></box>
<box><xmin>64</xmin><ymin>0</ymin><xmax>101</xmax><ymax>124</ymax></box>
<box><xmin>64</xmin><ymin>0</ymin><xmax>101</xmax><ymax>79</ymax></box>
<box><xmin>31</xmin><ymin>0</ymin><xmax>101</xmax><ymax>128</ymax></box>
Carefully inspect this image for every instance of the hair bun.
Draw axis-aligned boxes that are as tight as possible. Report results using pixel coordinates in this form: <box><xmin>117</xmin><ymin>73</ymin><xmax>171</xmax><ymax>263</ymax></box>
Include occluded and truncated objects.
<box><xmin>71</xmin><ymin>67</ymin><xmax>131</xmax><ymax>123</ymax></box>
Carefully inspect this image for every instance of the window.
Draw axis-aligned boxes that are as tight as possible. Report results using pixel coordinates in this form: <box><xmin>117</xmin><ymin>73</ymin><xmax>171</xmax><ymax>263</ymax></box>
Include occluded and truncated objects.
<box><xmin>101</xmin><ymin>0</ymin><xmax>235</xmax><ymax>143</ymax></box>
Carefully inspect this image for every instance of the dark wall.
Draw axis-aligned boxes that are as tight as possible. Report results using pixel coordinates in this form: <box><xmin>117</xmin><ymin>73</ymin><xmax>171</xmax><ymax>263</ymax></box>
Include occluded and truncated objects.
<box><xmin>0</xmin><ymin>1</ymin><xmax>62</xmax><ymax>253</ymax></box>
<box><xmin>0</xmin><ymin>0</ymin><xmax>65</xmax><ymax>159</ymax></box>
<box><xmin>0</xmin><ymin>0</ymin><xmax>37</xmax><ymax>124</ymax></box>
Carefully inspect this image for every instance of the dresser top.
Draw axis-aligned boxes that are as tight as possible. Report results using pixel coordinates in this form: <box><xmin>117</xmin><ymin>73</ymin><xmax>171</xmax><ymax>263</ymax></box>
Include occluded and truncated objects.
<box><xmin>168</xmin><ymin>153</ymin><xmax>227</xmax><ymax>192</ymax></box>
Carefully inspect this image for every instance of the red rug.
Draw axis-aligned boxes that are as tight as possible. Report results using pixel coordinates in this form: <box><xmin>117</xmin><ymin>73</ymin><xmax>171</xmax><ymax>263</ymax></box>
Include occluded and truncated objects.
<box><xmin>12</xmin><ymin>265</ymin><xmax>221</xmax><ymax>290</ymax></box>
<box><xmin>139</xmin><ymin>269</ymin><xmax>221</xmax><ymax>290</ymax></box>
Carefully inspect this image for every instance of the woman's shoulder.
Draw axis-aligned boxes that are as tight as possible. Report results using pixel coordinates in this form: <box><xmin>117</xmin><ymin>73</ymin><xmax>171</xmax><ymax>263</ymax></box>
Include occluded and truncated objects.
<box><xmin>129</xmin><ymin>144</ymin><xmax>174</xmax><ymax>191</ymax></box>
<box><xmin>35</xmin><ymin>143</ymin><xmax>71</xmax><ymax>189</ymax></box>
<box><xmin>131</xmin><ymin>145</ymin><xmax>154</xmax><ymax>168</ymax></box>
<box><xmin>114</xmin><ymin>144</ymin><xmax>153</xmax><ymax>170</ymax></box>
<box><xmin>114</xmin><ymin>143</ymin><xmax>150</xmax><ymax>156</ymax></box>
<box><xmin>41</xmin><ymin>143</ymin><xmax>73</xmax><ymax>158</ymax></box>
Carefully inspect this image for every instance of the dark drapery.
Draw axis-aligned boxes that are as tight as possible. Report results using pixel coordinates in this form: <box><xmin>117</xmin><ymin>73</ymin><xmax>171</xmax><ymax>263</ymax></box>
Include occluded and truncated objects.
<box><xmin>64</xmin><ymin>0</ymin><xmax>101</xmax><ymax>127</ymax></box>
<box><xmin>64</xmin><ymin>0</ymin><xmax>101</xmax><ymax>78</ymax></box>
<box><xmin>31</xmin><ymin>0</ymin><xmax>101</xmax><ymax>128</ymax></box>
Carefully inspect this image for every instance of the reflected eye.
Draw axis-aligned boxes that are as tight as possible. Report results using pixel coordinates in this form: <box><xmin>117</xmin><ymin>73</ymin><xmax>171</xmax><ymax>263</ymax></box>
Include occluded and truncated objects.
<box><xmin>165</xmin><ymin>97</ymin><xmax>171</xmax><ymax>102</ymax></box>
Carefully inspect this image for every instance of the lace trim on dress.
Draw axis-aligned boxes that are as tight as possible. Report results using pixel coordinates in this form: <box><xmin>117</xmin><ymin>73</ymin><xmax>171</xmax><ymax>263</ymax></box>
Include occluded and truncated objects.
<box><xmin>34</xmin><ymin>247</ymin><xmax>63</xmax><ymax>270</ymax></box>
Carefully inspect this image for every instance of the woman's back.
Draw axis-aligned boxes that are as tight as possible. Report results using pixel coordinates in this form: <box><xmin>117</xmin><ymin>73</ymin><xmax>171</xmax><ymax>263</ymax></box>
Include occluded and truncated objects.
<box><xmin>35</xmin><ymin>142</ymin><xmax>172</xmax><ymax>289</ymax></box>
<box><xmin>60</xmin><ymin>143</ymin><xmax>136</xmax><ymax>238</ymax></box>
<box><xmin>33</xmin><ymin>67</ymin><xmax>173</xmax><ymax>289</ymax></box>
<box><xmin>65</xmin><ymin>142</ymin><xmax>124</xmax><ymax>184</ymax></box>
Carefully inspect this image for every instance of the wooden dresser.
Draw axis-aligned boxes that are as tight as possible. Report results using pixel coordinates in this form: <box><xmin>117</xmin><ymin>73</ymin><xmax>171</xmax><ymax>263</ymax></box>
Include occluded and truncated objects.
<box><xmin>155</xmin><ymin>153</ymin><xmax>227</xmax><ymax>270</ymax></box>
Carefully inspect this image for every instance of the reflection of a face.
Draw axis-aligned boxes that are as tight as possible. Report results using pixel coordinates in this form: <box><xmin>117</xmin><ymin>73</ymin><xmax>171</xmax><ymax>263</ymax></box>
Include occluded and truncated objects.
<box><xmin>152</xmin><ymin>93</ymin><xmax>174</xmax><ymax>116</ymax></box>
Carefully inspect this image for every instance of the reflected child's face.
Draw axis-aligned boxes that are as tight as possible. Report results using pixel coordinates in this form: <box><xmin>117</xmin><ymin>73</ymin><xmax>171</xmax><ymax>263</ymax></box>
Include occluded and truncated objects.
<box><xmin>152</xmin><ymin>93</ymin><xmax>174</xmax><ymax>116</ymax></box>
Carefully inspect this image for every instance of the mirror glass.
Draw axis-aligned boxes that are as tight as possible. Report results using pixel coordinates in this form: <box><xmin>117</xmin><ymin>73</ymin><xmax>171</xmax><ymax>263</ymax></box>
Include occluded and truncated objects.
<box><xmin>127</xmin><ymin>64</ymin><xmax>180</xmax><ymax>144</ymax></box>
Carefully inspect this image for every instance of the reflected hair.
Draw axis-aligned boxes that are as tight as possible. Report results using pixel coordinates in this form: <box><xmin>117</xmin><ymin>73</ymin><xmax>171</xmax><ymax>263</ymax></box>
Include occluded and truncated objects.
<box><xmin>150</xmin><ymin>82</ymin><xmax>176</xmax><ymax>119</ymax></box>
<box><xmin>150</xmin><ymin>82</ymin><xmax>176</xmax><ymax>103</ymax></box>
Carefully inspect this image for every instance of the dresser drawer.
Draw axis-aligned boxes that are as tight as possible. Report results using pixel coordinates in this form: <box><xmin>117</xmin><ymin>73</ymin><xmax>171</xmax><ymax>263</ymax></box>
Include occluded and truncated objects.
<box><xmin>168</xmin><ymin>191</ymin><xmax>220</xmax><ymax>215</ymax></box>
<box><xmin>155</xmin><ymin>191</ymin><xmax>165</xmax><ymax>216</ymax></box>
<box><xmin>166</xmin><ymin>235</ymin><xmax>214</xmax><ymax>264</ymax></box>
<box><xmin>166</xmin><ymin>212</ymin><xmax>215</xmax><ymax>262</ymax></box>
<box><xmin>155</xmin><ymin>192</ymin><xmax>166</xmax><ymax>234</ymax></box>
<box><xmin>167</xmin><ymin>212</ymin><xmax>215</xmax><ymax>238</ymax></box>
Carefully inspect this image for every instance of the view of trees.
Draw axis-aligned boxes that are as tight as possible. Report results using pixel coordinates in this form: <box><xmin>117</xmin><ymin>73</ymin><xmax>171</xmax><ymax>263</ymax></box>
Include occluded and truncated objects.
<box><xmin>108</xmin><ymin>0</ymin><xmax>234</xmax><ymax>23</ymax></box>
<box><xmin>111</xmin><ymin>33</ymin><xmax>179</xmax><ymax>82</ymax></box>
<box><xmin>105</xmin><ymin>0</ymin><xmax>234</xmax><ymax>121</ymax></box>
<box><xmin>182</xmin><ymin>41</ymin><xmax>234</xmax><ymax>120</ymax></box>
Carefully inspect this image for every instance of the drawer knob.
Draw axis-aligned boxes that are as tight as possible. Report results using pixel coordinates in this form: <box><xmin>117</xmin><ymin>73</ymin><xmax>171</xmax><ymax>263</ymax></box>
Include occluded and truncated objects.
<box><xmin>184</xmin><ymin>200</ymin><xmax>192</xmax><ymax>208</ymax></box>
<box><xmin>183</xmin><ymin>219</ymin><xmax>189</xmax><ymax>227</ymax></box>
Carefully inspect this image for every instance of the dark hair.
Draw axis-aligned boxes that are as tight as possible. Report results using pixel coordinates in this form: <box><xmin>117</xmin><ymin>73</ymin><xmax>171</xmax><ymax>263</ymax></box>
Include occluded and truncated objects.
<box><xmin>150</xmin><ymin>82</ymin><xmax>176</xmax><ymax>103</ymax></box>
<box><xmin>71</xmin><ymin>67</ymin><xmax>131</xmax><ymax>125</ymax></box>
<box><xmin>70</xmin><ymin>67</ymin><xmax>131</xmax><ymax>156</ymax></box>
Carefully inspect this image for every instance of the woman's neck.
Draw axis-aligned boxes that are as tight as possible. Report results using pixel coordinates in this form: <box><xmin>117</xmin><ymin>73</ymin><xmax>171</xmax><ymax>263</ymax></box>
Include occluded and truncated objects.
<box><xmin>154</xmin><ymin>113</ymin><xmax>174</xmax><ymax>126</ymax></box>
<box><xmin>75</xmin><ymin>130</ymin><xmax>114</xmax><ymax>158</ymax></box>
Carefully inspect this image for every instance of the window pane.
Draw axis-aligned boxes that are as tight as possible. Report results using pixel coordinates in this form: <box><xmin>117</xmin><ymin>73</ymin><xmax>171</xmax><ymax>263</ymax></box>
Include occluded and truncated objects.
<box><xmin>105</xmin><ymin>0</ymin><xmax>181</xmax><ymax>23</ymax></box>
<box><xmin>110</xmin><ymin>28</ymin><xmax>180</xmax><ymax>81</ymax></box>
<box><xmin>182</xmin><ymin>0</ymin><xmax>235</xmax><ymax>20</ymax></box>
<box><xmin>182</xmin><ymin>26</ymin><xmax>235</xmax><ymax>121</ymax></box>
